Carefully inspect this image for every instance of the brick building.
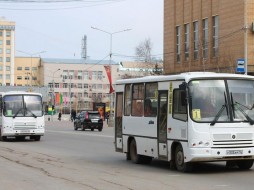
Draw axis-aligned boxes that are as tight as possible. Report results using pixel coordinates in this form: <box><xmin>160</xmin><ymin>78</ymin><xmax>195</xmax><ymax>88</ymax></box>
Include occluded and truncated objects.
<box><xmin>164</xmin><ymin>0</ymin><xmax>254</xmax><ymax>75</ymax></box>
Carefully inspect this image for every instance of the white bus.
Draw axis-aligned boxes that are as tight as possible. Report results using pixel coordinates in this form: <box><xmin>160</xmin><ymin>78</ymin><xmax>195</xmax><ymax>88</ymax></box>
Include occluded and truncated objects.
<box><xmin>114</xmin><ymin>72</ymin><xmax>254</xmax><ymax>172</ymax></box>
<box><xmin>0</xmin><ymin>91</ymin><xmax>45</xmax><ymax>141</ymax></box>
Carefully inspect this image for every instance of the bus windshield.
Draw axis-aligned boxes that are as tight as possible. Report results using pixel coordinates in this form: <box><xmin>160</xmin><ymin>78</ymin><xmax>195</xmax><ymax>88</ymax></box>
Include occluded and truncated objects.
<box><xmin>189</xmin><ymin>79</ymin><xmax>254</xmax><ymax>123</ymax></box>
<box><xmin>3</xmin><ymin>95</ymin><xmax>43</xmax><ymax>117</ymax></box>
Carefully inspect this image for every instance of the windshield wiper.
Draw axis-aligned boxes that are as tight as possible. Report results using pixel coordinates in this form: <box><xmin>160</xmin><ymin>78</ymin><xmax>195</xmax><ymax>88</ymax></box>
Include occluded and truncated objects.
<box><xmin>234</xmin><ymin>103</ymin><xmax>254</xmax><ymax>125</ymax></box>
<box><xmin>25</xmin><ymin>107</ymin><xmax>37</xmax><ymax>118</ymax></box>
<box><xmin>235</xmin><ymin>101</ymin><xmax>254</xmax><ymax>110</ymax></box>
<box><xmin>13</xmin><ymin>108</ymin><xmax>23</xmax><ymax>118</ymax></box>
<box><xmin>210</xmin><ymin>105</ymin><xmax>226</xmax><ymax>126</ymax></box>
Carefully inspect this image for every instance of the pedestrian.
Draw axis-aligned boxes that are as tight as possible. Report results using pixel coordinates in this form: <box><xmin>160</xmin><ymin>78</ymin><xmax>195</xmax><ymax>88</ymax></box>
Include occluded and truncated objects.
<box><xmin>58</xmin><ymin>112</ymin><xmax>62</xmax><ymax>121</ymax></box>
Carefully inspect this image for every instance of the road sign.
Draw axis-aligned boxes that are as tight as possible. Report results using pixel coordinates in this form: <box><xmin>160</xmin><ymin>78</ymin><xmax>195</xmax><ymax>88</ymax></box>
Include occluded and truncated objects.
<box><xmin>236</xmin><ymin>58</ymin><xmax>245</xmax><ymax>73</ymax></box>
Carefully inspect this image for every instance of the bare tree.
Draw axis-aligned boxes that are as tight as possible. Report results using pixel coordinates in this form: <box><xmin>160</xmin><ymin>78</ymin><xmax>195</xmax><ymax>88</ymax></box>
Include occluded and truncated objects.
<box><xmin>135</xmin><ymin>38</ymin><xmax>152</xmax><ymax>62</ymax></box>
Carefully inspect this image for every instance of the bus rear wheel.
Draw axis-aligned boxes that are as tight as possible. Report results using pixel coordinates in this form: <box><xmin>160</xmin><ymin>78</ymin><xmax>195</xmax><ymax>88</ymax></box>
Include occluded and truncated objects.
<box><xmin>130</xmin><ymin>139</ymin><xmax>142</xmax><ymax>164</ymax></box>
<box><xmin>236</xmin><ymin>160</ymin><xmax>253</xmax><ymax>170</ymax></box>
<box><xmin>175</xmin><ymin>144</ymin><xmax>192</xmax><ymax>172</ymax></box>
<box><xmin>31</xmin><ymin>135</ymin><xmax>41</xmax><ymax>141</ymax></box>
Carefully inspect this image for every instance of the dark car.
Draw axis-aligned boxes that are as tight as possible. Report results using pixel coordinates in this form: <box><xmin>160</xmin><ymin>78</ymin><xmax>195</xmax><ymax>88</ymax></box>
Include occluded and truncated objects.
<box><xmin>74</xmin><ymin>111</ymin><xmax>103</xmax><ymax>131</ymax></box>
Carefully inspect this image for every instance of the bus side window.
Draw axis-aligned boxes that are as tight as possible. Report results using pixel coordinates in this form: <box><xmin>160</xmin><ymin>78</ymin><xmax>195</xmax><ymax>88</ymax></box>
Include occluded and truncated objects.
<box><xmin>173</xmin><ymin>89</ymin><xmax>187</xmax><ymax>121</ymax></box>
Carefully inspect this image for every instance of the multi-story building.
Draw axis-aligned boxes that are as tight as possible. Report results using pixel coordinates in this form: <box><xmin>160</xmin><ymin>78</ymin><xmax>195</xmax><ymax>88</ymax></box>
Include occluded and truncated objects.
<box><xmin>40</xmin><ymin>58</ymin><xmax>120</xmax><ymax>113</ymax></box>
<box><xmin>0</xmin><ymin>17</ymin><xmax>15</xmax><ymax>85</ymax></box>
<box><xmin>15</xmin><ymin>56</ymin><xmax>41</xmax><ymax>86</ymax></box>
<box><xmin>164</xmin><ymin>0</ymin><xmax>254</xmax><ymax>75</ymax></box>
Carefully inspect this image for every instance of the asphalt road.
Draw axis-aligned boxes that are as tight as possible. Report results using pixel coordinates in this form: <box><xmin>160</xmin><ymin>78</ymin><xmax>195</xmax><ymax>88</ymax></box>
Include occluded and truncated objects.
<box><xmin>0</xmin><ymin>120</ymin><xmax>254</xmax><ymax>190</ymax></box>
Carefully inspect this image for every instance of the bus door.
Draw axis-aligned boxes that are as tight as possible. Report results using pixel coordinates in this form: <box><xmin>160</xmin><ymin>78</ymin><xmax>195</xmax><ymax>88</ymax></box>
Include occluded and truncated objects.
<box><xmin>115</xmin><ymin>92</ymin><xmax>123</xmax><ymax>152</ymax></box>
<box><xmin>157</xmin><ymin>91</ymin><xmax>168</xmax><ymax>159</ymax></box>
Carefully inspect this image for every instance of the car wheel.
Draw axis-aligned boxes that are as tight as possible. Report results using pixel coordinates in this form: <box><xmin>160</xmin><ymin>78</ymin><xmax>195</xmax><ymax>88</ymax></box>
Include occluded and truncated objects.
<box><xmin>74</xmin><ymin>123</ymin><xmax>78</xmax><ymax>131</ymax></box>
<box><xmin>91</xmin><ymin>128</ymin><xmax>94</xmax><ymax>131</ymax></box>
<box><xmin>98</xmin><ymin>127</ymin><xmax>102</xmax><ymax>132</ymax></box>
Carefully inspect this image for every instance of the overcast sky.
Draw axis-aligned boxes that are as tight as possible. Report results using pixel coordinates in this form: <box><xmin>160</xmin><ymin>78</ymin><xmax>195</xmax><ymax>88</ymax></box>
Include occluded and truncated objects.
<box><xmin>0</xmin><ymin>0</ymin><xmax>163</xmax><ymax>62</ymax></box>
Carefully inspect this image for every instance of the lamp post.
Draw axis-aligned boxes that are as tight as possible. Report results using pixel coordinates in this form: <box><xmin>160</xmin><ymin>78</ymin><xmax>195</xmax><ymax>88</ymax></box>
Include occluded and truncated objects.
<box><xmin>91</xmin><ymin>26</ymin><xmax>131</xmax><ymax>121</ymax></box>
<box><xmin>16</xmin><ymin>50</ymin><xmax>46</xmax><ymax>86</ymax></box>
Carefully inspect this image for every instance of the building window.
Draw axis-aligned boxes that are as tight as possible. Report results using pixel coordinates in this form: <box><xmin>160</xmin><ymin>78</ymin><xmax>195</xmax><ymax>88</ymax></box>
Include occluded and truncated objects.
<box><xmin>25</xmin><ymin>76</ymin><xmax>30</xmax><ymax>80</ymax></box>
<box><xmin>48</xmin><ymin>83</ymin><xmax>53</xmax><ymax>88</ymax></box>
<box><xmin>62</xmin><ymin>70</ymin><xmax>68</xmax><ymax>79</ymax></box>
<box><xmin>78</xmin><ymin>93</ymin><xmax>82</xmax><ymax>99</ymax></box>
<box><xmin>6</xmin><ymin>75</ymin><xmax>10</xmax><ymax>80</ymax></box>
<box><xmin>78</xmin><ymin>71</ymin><xmax>82</xmax><ymax>80</ymax></box>
<box><xmin>0</xmin><ymin>57</ymin><xmax>2</xmax><ymax>62</ymax></box>
<box><xmin>184</xmin><ymin>23</ymin><xmax>190</xmax><ymax>61</ymax></box>
<box><xmin>69</xmin><ymin>70</ymin><xmax>74</xmax><ymax>79</ymax></box>
<box><xmin>92</xmin><ymin>71</ymin><xmax>97</xmax><ymax>80</ymax></box>
<box><xmin>6</xmin><ymin>66</ymin><xmax>10</xmax><ymax>71</ymax></box>
<box><xmin>0</xmin><ymin>74</ymin><xmax>2</xmax><ymax>79</ymax></box>
<box><xmin>63</xmin><ymin>83</ymin><xmax>68</xmax><ymax>88</ymax></box>
<box><xmin>0</xmin><ymin>66</ymin><xmax>2</xmax><ymax>70</ymax></box>
<box><xmin>98</xmin><ymin>71</ymin><xmax>103</xmax><ymax>80</ymax></box>
<box><xmin>84</xmin><ymin>92</ymin><xmax>88</xmax><ymax>98</ymax></box>
<box><xmin>92</xmin><ymin>84</ymin><xmax>96</xmax><ymax>89</ymax></box>
<box><xmin>193</xmin><ymin>21</ymin><xmax>199</xmax><ymax>60</ymax></box>
<box><xmin>6</xmin><ymin>31</ymin><xmax>11</xmax><ymax>37</ymax></box>
<box><xmin>32</xmin><ymin>77</ymin><xmax>37</xmax><ymax>80</ymax></box>
<box><xmin>97</xmin><ymin>84</ymin><xmax>102</xmax><ymax>89</ymax></box>
<box><xmin>6</xmin><ymin>57</ymin><xmax>10</xmax><ymax>62</ymax></box>
<box><xmin>213</xmin><ymin>16</ymin><xmax>219</xmax><ymax>57</ymax></box>
<box><xmin>6</xmin><ymin>40</ymin><xmax>10</xmax><ymax>45</ymax></box>
<box><xmin>17</xmin><ymin>67</ymin><xmax>22</xmax><ymax>70</ymax></box>
<box><xmin>0</xmin><ymin>32</ymin><xmax>2</xmax><ymax>36</ymax></box>
<box><xmin>84</xmin><ymin>84</ymin><xmax>88</xmax><ymax>89</ymax></box>
<box><xmin>6</xmin><ymin>49</ymin><xmax>11</xmax><ymax>54</ymax></box>
<box><xmin>203</xmin><ymin>18</ymin><xmax>209</xmax><ymax>59</ymax></box>
<box><xmin>176</xmin><ymin>26</ymin><xmax>181</xmax><ymax>63</ymax></box>
<box><xmin>55</xmin><ymin>83</ymin><xmax>59</xmax><ymax>88</ymax></box>
<box><xmin>32</xmin><ymin>67</ymin><xmax>37</xmax><ymax>71</ymax></box>
<box><xmin>0</xmin><ymin>40</ymin><xmax>2</xmax><ymax>45</ymax></box>
<box><xmin>25</xmin><ymin>67</ymin><xmax>30</xmax><ymax>71</ymax></box>
<box><xmin>17</xmin><ymin>76</ymin><xmax>22</xmax><ymax>80</ymax></box>
<box><xmin>78</xmin><ymin>83</ymin><xmax>82</xmax><ymax>89</ymax></box>
<box><xmin>84</xmin><ymin>71</ymin><xmax>89</xmax><ymax>80</ymax></box>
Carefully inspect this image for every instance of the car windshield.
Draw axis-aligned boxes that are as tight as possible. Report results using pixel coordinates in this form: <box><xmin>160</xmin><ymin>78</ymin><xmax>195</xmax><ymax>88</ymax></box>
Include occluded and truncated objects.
<box><xmin>189</xmin><ymin>79</ymin><xmax>254</xmax><ymax>124</ymax></box>
<box><xmin>3</xmin><ymin>95</ymin><xmax>43</xmax><ymax>117</ymax></box>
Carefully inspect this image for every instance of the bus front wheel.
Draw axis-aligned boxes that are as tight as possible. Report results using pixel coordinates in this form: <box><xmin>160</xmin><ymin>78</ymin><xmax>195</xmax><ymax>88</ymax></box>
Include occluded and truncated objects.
<box><xmin>175</xmin><ymin>144</ymin><xmax>192</xmax><ymax>172</ymax></box>
<box><xmin>236</xmin><ymin>160</ymin><xmax>253</xmax><ymax>170</ymax></box>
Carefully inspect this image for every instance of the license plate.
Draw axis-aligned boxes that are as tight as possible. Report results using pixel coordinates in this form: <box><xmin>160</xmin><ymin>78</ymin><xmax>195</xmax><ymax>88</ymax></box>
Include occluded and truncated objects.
<box><xmin>226</xmin><ymin>150</ymin><xmax>243</xmax><ymax>155</ymax></box>
<box><xmin>20</xmin><ymin>130</ymin><xmax>30</xmax><ymax>133</ymax></box>
<box><xmin>91</xmin><ymin>119</ymin><xmax>98</xmax><ymax>123</ymax></box>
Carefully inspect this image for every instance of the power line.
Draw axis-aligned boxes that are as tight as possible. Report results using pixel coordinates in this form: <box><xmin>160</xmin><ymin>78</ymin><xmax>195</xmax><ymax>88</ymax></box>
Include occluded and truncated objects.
<box><xmin>0</xmin><ymin>0</ymin><xmax>126</xmax><ymax>10</ymax></box>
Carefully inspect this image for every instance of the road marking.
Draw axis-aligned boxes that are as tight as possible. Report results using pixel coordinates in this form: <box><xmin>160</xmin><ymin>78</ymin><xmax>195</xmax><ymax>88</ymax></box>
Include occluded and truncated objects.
<box><xmin>46</xmin><ymin>130</ymin><xmax>114</xmax><ymax>138</ymax></box>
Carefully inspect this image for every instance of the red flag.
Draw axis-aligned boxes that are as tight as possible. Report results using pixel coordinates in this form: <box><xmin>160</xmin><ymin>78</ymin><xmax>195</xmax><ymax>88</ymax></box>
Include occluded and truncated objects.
<box><xmin>104</xmin><ymin>66</ymin><xmax>114</xmax><ymax>93</ymax></box>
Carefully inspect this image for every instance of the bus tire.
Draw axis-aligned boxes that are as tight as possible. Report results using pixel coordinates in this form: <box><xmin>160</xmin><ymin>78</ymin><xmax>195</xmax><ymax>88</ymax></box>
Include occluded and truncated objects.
<box><xmin>0</xmin><ymin>136</ymin><xmax>7</xmax><ymax>141</ymax></box>
<box><xmin>236</xmin><ymin>160</ymin><xmax>254</xmax><ymax>170</ymax></box>
<box><xmin>129</xmin><ymin>139</ymin><xmax>143</xmax><ymax>164</ymax></box>
<box><xmin>32</xmin><ymin>135</ymin><xmax>41</xmax><ymax>141</ymax></box>
<box><xmin>175</xmin><ymin>144</ymin><xmax>192</xmax><ymax>172</ymax></box>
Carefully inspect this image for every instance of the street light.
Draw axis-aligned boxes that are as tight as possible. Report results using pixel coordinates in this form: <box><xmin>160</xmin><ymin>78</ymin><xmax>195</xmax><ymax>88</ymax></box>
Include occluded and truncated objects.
<box><xmin>91</xmin><ymin>26</ymin><xmax>131</xmax><ymax>120</ymax></box>
<box><xmin>16</xmin><ymin>50</ymin><xmax>46</xmax><ymax>86</ymax></box>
